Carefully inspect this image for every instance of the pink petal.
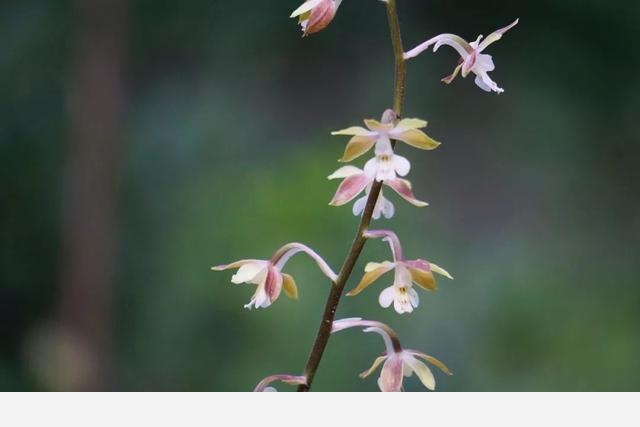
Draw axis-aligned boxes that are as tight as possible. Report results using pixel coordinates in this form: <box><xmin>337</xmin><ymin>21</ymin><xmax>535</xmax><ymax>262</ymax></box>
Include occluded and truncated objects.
<box><xmin>385</xmin><ymin>179</ymin><xmax>429</xmax><ymax>207</ymax></box>
<box><xmin>404</xmin><ymin>259</ymin><xmax>430</xmax><ymax>271</ymax></box>
<box><xmin>327</xmin><ymin>165</ymin><xmax>363</xmax><ymax>180</ymax></box>
<box><xmin>304</xmin><ymin>0</ymin><xmax>337</xmax><ymax>36</ymax></box>
<box><xmin>329</xmin><ymin>173</ymin><xmax>370</xmax><ymax>206</ymax></box>
<box><xmin>264</xmin><ymin>265</ymin><xmax>283</xmax><ymax>304</ymax></box>
<box><xmin>461</xmin><ymin>51</ymin><xmax>477</xmax><ymax>77</ymax></box>
<box><xmin>378</xmin><ymin>356</ymin><xmax>404</xmax><ymax>392</ymax></box>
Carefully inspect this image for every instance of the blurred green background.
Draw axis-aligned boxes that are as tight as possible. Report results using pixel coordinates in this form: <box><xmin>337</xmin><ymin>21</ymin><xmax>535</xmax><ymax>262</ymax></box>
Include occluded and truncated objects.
<box><xmin>1</xmin><ymin>0</ymin><xmax>639</xmax><ymax>391</ymax></box>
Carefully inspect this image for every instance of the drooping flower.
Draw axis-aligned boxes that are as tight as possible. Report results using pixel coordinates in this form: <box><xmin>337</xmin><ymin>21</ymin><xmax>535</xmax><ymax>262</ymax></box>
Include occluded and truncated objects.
<box><xmin>290</xmin><ymin>0</ymin><xmax>342</xmax><ymax>36</ymax></box>
<box><xmin>346</xmin><ymin>230</ymin><xmax>453</xmax><ymax>314</ymax></box>
<box><xmin>253</xmin><ymin>374</ymin><xmax>307</xmax><ymax>392</ymax></box>
<box><xmin>332</xmin><ymin>109</ymin><xmax>440</xmax><ymax>164</ymax></box>
<box><xmin>328</xmin><ymin>165</ymin><xmax>427</xmax><ymax>219</ymax></box>
<box><xmin>404</xmin><ymin>19</ymin><xmax>519</xmax><ymax>93</ymax></box>
<box><xmin>332</xmin><ymin>318</ymin><xmax>452</xmax><ymax>392</ymax></box>
<box><xmin>212</xmin><ymin>243</ymin><xmax>337</xmax><ymax>309</ymax></box>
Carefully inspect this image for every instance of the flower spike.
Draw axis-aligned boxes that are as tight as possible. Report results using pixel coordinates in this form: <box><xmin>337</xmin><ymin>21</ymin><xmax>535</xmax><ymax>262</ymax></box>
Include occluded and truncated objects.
<box><xmin>254</xmin><ymin>374</ymin><xmax>307</xmax><ymax>392</ymax></box>
<box><xmin>346</xmin><ymin>230</ymin><xmax>453</xmax><ymax>314</ymax></box>
<box><xmin>404</xmin><ymin>19</ymin><xmax>519</xmax><ymax>93</ymax></box>
<box><xmin>212</xmin><ymin>243</ymin><xmax>337</xmax><ymax>309</ymax></box>
<box><xmin>332</xmin><ymin>318</ymin><xmax>452</xmax><ymax>392</ymax></box>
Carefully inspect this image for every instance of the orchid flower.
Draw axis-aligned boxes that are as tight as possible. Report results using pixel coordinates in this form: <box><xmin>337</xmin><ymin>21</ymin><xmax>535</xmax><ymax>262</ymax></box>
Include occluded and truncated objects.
<box><xmin>404</xmin><ymin>19</ymin><xmax>519</xmax><ymax>94</ymax></box>
<box><xmin>290</xmin><ymin>0</ymin><xmax>343</xmax><ymax>36</ymax></box>
<box><xmin>212</xmin><ymin>243</ymin><xmax>337</xmax><ymax>309</ymax></box>
<box><xmin>253</xmin><ymin>374</ymin><xmax>307</xmax><ymax>392</ymax></box>
<box><xmin>332</xmin><ymin>318</ymin><xmax>452</xmax><ymax>392</ymax></box>
<box><xmin>346</xmin><ymin>230</ymin><xmax>453</xmax><ymax>314</ymax></box>
<box><xmin>332</xmin><ymin>109</ymin><xmax>440</xmax><ymax>164</ymax></box>
<box><xmin>328</xmin><ymin>165</ymin><xmax>427</xmax><ymax>219</ymax></box>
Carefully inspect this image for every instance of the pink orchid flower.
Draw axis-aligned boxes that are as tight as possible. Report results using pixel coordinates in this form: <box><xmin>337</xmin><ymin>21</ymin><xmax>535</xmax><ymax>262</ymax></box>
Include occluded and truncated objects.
<box><xmin>332</xmin><ymin>110</ymin><xmax>440</xmax><ymax>165</ymax></box>
<box><xmin>332</xmin><ymin>318</ymin><xmax>452</xmax><ymax>392</ymax></box>
<box><xmin>346</xmin><ymin>230</ymin><xmax>452</xmax><ymax>314</ymax></box>
<box><xmin>328</xmin><ymin>165</ymin><xmax>428</xmax><ymax>219</ymax></box>
<box><xmin>253</xmin><ymin>374</ymin><xmax>307</xmax><ymax>392</ymax></box>
<box><xmin>404</xmin><ymin>19</ymin><xmax>519</xmax><ymax>93</ymax></box>
<box><xmin>290</xmin><ymin>0</ymin><xmax>342</xmax><ymax>36</ymax></box>
<box><xmin>212</xmin><ymin>243</ymin><xmax>337</xmax><ymax>309</ymax></box>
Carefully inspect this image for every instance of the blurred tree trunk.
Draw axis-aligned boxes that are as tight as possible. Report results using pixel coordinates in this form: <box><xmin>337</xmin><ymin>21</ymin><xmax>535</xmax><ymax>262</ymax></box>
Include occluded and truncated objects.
<box><xmin>58</xmin><ymin>0</ymin><xmax>128</xmax><ymax>391</ymax></box>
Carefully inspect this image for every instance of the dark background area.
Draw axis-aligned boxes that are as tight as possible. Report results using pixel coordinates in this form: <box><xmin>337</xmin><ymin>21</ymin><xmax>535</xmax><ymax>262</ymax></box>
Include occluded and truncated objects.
<box><xmin>1</xmin><ymin>0</ymin><xmax>639</xmax><ymax>391</ymax></box>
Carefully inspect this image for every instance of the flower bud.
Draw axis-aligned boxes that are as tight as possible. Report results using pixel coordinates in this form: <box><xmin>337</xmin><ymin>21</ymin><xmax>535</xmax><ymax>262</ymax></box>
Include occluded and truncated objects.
<box><xmin>290</xmin><ymin>0</ymin><xmax>342</xmax><ymax>36</ymax></box>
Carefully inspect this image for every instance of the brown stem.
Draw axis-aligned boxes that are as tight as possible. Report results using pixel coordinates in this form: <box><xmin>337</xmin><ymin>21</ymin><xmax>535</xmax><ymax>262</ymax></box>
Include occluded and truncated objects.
<box><xmin>297</xmin><ymin>0</ymin><xmax>407</xmax><ymax>392</ymax></box>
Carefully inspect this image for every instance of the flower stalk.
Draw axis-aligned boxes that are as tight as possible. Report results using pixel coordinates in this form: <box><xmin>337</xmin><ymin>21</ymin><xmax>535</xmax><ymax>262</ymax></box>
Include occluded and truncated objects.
<box><xmin>213</xmin><ymin>0</ymin><xmax>517</xmax><ymax>392</ymax></box>
<box><xmin>296</xmin><ymin>0</ymin><xmax>407</xmax><ymax>392</ymax></box>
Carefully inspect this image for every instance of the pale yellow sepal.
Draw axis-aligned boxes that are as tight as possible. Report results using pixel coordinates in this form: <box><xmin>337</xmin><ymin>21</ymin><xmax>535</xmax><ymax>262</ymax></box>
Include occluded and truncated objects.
<box><xmin>346</xmin><ymin>262</ymin><xmax>394</xmax><ymax>296</ymax></box>
<box><xmin>290</xmin><ymin>0</ymin><xmax>322</xmax><ymax>17</ymax></box>
<box><xmin>364</xmin><ymin>119</ymin><xmax>393</xmax><ymax>132</ymax></box>
<box><xmin>431</xmin><ymin>263</ymin><xmax>453</xmax><ymax>280</ymax></box>
<box><xmin>340</xmin><ymin>136</ymin><xmax>376</xmax><ymax>162</ymax></box>
<box><xmin>282</xmin><ymin>273</ymin><xmax>298</xmax><ymax>300</ymax></box>
<box><xmin>364</xmin><ymin>261</ymin><xmax>392</xmax><ymax>273</ymax></box>
<box><xmin>406</xmin><ymin>358</ymin><xmax>436</xmax><ymax>391</ymax></box>
<box><xmin>412</xmin><ymin>352</ymin><xmax>453</xmax><ymax>375</ymax></box>
<box><xmin>359</xmin><ymin>356</ymin><xmax>386</xmax><ymax>378</ymax></box>
<box><xmin>395</xmin><ymin>118</ymin><xmax>427</xmax><ymax>130</ymax></box>
<box><xmin>393</xmin><ymin>128</ymin><xmax>441</xmax><ymax>150</ymax></box>
<box><xmin>409</xmin><ymin>268</ymin><xmax>437</xmax><ymax>291</ymax></box>
<box><xmin>331</xmin><ymin>126</ymin><xmax>372</xmax><ymax>136</ymax></box>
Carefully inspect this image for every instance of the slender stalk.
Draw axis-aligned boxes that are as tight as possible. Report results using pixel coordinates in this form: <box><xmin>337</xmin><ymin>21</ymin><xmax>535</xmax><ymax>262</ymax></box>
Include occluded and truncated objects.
<box><xmin>297</xmin><ymin>0</ymin><xmax>407</xmax><ymax>392</ymax></box>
